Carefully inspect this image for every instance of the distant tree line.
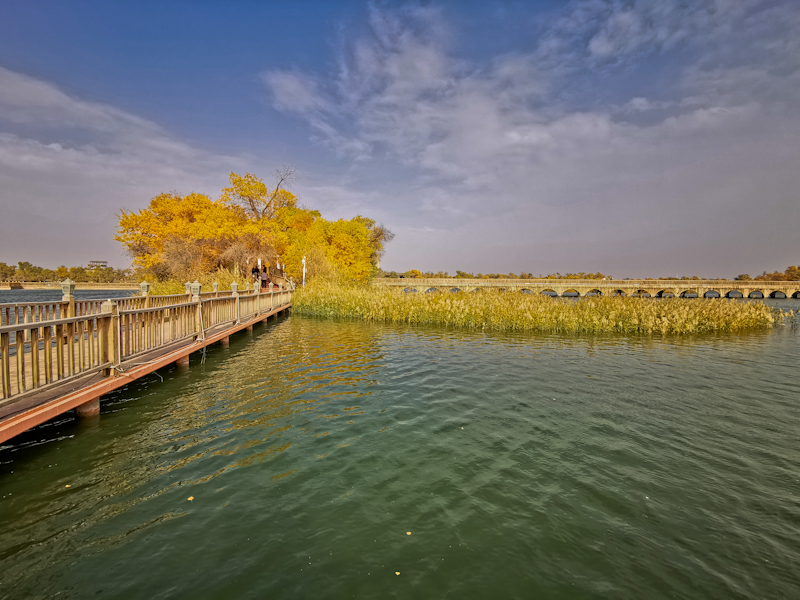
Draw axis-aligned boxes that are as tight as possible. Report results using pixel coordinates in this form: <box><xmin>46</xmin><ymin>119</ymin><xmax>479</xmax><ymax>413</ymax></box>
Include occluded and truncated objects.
<box><xmin>0</xmin><ymin>261</ymin><xmax>133</xmax><ymax>283</ymax></box>
<box><xmin>735</xmin><ymin>265</ymin><xmax>800</xmax><ymax>281</ymax></box>
<box><xmin>379</xmin><ymin>267</ymin><xmax>800</xmax><ymax>281</ymax></box>
<box><xmin>378</xmin><ymin>270</ymin><xmax>609</xmax><ymax>279</ymax></box>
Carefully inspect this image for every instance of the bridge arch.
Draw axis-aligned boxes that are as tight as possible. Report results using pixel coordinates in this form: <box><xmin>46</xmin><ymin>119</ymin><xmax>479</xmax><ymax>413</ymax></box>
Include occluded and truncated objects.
<box><xmin>792</xmin><ymin>290</ymin><xmax>800</xmax><ymax>299</ymax></box>
<box><xmin>703</xmin><ymin>290</ymin><xmax>721</xmax><ymax>298</ymax></box>
<box><xmin>748</xmin><ymin>290</ymin><xmax>764</xmax><ymax>299</ymax></box>
<box><xmin>541</xmin><ymin>289</ymin><xmax>558</xmax><ymax>297</ymax></box>
<box><xmin>403</xmin><ymin>287</ymin><xmax>418</xmax><ymax>294</ymax></box>
<box><xmin>561</xmin><ymin>288</ymin><xmax>580</xmax><ymax>297</ymax></box>
<box><xmin>768</xmin><ymin>291</ymin><xmax>787</xmax><ymax>299</ymax></box>
<box><xmin>724</xmin><ymin>290</ymin><xmax>744</xmax><ymax>298</ymax></box>
<box><xmin>656</xmin><ymin>289</ymin><xmax>675</xmax><ymax>298</ymax></box>
<box><xmin>611</xmin><ymin>289</ymin><xmax>627</xmax><ymax>296</ymax></box>
<box><xmin>424</xmin><ymin>287</ymin><xmax>439</xmax><ymax>293</ymax></box>
<box><xmin>679</xmin><ymin>289</ymin><xmax>698</xmax><ymax>298</ymax></box>
<box><xmin>584</xmin><ymin>289</ymin><xmax>602</xmax><ymax>297</ymax></box>
<box><xmin>633</xmin><ymin>290</ymin><xmax>652</xmax><ymax>298</ymax></box>
<box><xmin>520</xmin><ymin>288</ymin><xmax>533</xmax><ymax>294</ymax></box>
<box><xmin>449</xmin><ymin>287</ymin><xmax>461</xmax><ymax>293</ymax></box>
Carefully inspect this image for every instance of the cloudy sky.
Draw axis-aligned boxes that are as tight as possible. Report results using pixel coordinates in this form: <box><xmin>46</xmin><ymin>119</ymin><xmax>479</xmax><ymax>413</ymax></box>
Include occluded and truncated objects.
<box><xmin>1</xmin><ymin>0</ymin><xmax>798</xmax><ymax>277</ymax></box>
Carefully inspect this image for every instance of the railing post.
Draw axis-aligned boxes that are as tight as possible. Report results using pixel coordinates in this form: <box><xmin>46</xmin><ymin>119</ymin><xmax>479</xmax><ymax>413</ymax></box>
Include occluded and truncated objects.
<box><xmin>191</xmin><ymin>281</ymin><xmax>203</xmax><ymax>339</ymax></box>
<box><xmin>269</xmin><ymin>282</ymin><xmax>274</xmax><ymax>310</ymax></box>
<box><xmin>61</xmin><ymin>278</ymin><xmax>76</xmax><ymax>318</ymax></box>
<box><xmin>213</xmin><ymin>282</ymin><xmax>218</xmax><ymax>297</ymax></box>
<box><xmin>99</xmin><ymin>300</ymin><xmax>119</xmax><ymax>376</ymax></box>
<box><xmin>231</xmin><ymin>282</ymin><xmax>240</xmax><ymax>323</ymax></box>
<box><xmin>185</xmin><ymin>281</ymin><xmax>192</xmax><ymax>296</ymax></box>
<box><xmin>140</xmin><ymin>281</ymin><xmax>150</xmax><ymax>308</ymax></box>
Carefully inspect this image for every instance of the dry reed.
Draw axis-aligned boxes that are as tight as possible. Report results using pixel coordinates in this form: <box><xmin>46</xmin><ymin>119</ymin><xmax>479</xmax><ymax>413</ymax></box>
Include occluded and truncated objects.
<box><xmin>294</xmin><ymin>281</ymin><xmax>786</xmax><ymax>334</ymax></box>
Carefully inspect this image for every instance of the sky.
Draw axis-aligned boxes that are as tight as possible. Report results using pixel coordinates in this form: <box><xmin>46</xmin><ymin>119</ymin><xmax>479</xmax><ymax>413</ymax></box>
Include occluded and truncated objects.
<box><xmin>0</xmin><ymin>0</ymin><xmax>798</xmax><ymax>278</ymax></box>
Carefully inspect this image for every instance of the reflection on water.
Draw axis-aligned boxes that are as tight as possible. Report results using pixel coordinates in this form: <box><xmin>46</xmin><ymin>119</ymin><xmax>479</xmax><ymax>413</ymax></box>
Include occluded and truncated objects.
<box><xmin>1</xmin><ymin>308</ymin><xmax>799</xmax><ymax>599</ymax></box>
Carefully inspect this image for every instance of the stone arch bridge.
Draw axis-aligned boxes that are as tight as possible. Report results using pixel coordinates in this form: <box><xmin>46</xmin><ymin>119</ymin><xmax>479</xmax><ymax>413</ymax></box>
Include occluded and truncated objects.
<box><xmin>372</xmin><ymin>278</ymin><xmax>800</xmax><ymax>299</ymax></box>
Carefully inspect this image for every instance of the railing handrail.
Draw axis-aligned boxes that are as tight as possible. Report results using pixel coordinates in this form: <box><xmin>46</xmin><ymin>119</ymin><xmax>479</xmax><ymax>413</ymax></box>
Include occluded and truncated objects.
<box><xmin>119</xmin><ymin>301</ymin><xmax>197</xmax><ymax>316</ymax></box>
<box><xmin>200</xmin><ymin>296</ymin><xmax>237</xmax><ymax>304</ymax></box>
<box><xmin>0</xmin><ymin>300</ymin><xmax>69</xmax><ymax>309</ymax></box>
<box><xmin>0</xmin><ymin>294</ymin><xmax>137</xmax><ymax>311</ymax></box>
<box><xmin>0</xmin><ymin>312</ymin><xmax>104</xmax><ymax>335</ymax></box>
<box><xmin>373</xmin><ymin>278</ymin><xmax>797</xmax><ymax>287</ymax></box>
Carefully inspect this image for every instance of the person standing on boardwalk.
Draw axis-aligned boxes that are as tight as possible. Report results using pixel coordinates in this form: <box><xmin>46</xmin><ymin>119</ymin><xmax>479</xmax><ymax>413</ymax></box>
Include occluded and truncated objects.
<box><xmin>251</xmin><ymin>264</ymin><xmax>260</xmax><ymax>285</ymax></box>
<box><xmin>260</xmin><ymin>265</ymin><xmax>268</xmax><ymax>290</ymax></box>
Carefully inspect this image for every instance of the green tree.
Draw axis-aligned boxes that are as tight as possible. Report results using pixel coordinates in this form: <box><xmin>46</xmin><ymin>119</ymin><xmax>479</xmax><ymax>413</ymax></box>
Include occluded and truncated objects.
<box><xmin>0</xmin><ymin>262</ymin><xmax>15</xmax><ymax>280</ymax></box>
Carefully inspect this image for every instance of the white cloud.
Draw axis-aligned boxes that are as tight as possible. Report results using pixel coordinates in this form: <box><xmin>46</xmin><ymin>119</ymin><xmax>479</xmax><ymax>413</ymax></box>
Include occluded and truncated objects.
<box><xmin>261</xmin><ymin>71</ymin><xmax>328</xmax><ymax>115</ymax></box>
<box><xmin>0</xmin><ymin>66</ymin><xmax>244</xmax><ymax>267</ymax></box>
<box><xmin>262</xmin><ymin>0</ymin><xmax>800</xmax><ymax>275</ymax></box>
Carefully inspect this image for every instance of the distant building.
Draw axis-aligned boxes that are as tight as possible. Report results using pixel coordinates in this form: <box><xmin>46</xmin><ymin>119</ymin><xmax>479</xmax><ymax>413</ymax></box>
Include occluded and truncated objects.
<box><xmin>88</xmin><ymin>261</ymin><xmax>108</xmax><ymax>269</ymax></box>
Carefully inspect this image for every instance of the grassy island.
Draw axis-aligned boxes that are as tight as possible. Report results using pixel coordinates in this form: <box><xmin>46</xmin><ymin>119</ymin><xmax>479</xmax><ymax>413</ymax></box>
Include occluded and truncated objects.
<box><xmin>295</xmin><ymin>282</ymin><xmax>787</xmax><ymax>334</ymax></box>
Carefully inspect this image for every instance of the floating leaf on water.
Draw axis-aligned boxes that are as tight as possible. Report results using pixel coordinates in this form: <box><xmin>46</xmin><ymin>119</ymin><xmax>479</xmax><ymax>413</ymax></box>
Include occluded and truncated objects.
<box><xmin>407</xmin><ymin>532</ymin><xmax>411</xmax><ymax>535</ymax></box>
<box><xmin>65</xmin><ymin>485</ymin><xmax>70</xmax><ymax>488</ymax></box>
<box><xmin>188</xmin><ymin>496</ymin><xmax>194</xmax><ymax>501</ymax></box>
<box><xmin>395</xmin><ymin>572</ymin><xmax>400</xmax><ymax>575</ymax></box>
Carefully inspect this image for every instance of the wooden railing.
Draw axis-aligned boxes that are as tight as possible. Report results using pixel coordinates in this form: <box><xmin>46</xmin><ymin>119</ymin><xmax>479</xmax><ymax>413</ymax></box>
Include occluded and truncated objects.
<box><xmin>0</xmin><ymin>284</ymin><xmax>293</xmax><ymax>401</ymax></box>
<box><xmin>119</xmin><ymin>301</ymin><xmax>198</xmax><ymax>360</ymax></box>
<box><xmin>0</xmin><ymin>313</ymin><xmax>115</xmax><ymax>398</ymax></box>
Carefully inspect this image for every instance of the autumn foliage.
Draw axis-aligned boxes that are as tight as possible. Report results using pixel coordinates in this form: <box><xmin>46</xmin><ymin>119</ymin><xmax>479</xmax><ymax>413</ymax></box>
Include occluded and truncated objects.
<box><xmin>115</xmin><ymin>172</ymin><xmax>392</xmax><ymax>282</ymax></box>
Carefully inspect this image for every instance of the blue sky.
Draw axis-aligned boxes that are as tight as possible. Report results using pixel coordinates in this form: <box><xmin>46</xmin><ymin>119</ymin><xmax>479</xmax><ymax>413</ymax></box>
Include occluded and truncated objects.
<box><xmin>1</xmin><ymin>0</ymin><xmax>798</xmax><ymax>277</ymax></box>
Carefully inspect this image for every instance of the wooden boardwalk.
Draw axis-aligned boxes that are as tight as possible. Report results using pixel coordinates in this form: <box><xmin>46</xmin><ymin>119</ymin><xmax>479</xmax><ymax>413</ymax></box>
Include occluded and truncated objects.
<box><xmin>0</xmin><ymin>283</ymin><xmax>293</xmax><ymax>445</ymax></box>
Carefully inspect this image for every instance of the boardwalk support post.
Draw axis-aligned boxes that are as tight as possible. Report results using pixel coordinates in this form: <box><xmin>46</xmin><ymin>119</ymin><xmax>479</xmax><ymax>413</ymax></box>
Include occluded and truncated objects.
<box><xmin>76</xmin><ymin>398</ymin><xmax>100</xmax><ymax>417</ymax></box>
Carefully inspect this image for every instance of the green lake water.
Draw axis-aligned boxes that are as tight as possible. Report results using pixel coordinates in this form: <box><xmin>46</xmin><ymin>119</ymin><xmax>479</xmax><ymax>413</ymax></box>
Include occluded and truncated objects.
<box><xmin>1</xmin><ymin>303</ymin><xmax>799</xmax><ymax>599</ymax></box>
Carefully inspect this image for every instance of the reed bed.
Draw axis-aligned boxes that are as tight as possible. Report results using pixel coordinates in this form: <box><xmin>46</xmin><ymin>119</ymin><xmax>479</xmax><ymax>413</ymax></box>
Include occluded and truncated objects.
<box><xmin>294</xmin><ymin>282</ymin><xmax>786</xmax><ymax>335</ymax></box>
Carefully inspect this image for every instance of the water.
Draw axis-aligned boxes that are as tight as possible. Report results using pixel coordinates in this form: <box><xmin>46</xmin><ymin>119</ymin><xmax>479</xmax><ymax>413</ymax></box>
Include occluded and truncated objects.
<box><xmin>1</xmin><ymin>297</ymin><xmax>799</xmax><ymax>599</ymax></box>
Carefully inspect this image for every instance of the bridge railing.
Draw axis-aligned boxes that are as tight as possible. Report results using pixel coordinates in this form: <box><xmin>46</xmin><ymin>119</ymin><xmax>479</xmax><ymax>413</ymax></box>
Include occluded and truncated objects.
<box><xmin>372</xmin><ymin>278</ymin><xmax>800</xmax><ymax>298</ymax></box>
<box><xmin>0</xmin><ymin>284</ymin><xmax>294</xmax><ymax>402</ymax></box>
<box><xmin>146</xmin><ymin>293</ymin><xmax>191</xmax><ymax>308</ymax></box>
<box><xmin>0</xmin><ymin>291</ymin><xmax>141</xmax><ymax>328</ymax></box>
<box><xmin>119</xmin><ymin>301</ymin><xmax>198</xmax><ymax>360</ymax></box>
<box><xmin>372</xmin><ymin>277</ymin><xmax>796</xmax><ymax>288</ymax></box>
<box><xmin>0</xmin><ymin>312</ymin><xmax>115</xmax><ymax>399</ymax></box>
<box><xmin>202</xmin><ymin>296</ymin><xmax>238</xmax><ymax>329</ymax></box>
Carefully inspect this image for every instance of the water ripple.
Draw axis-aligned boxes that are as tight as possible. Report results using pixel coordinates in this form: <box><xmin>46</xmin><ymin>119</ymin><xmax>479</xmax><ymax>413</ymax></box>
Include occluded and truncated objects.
<box><xmin>0</xmin><ymin>314</ymin><xmax>799</xmax><ymax>599</ymax></box>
